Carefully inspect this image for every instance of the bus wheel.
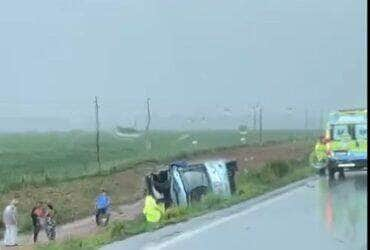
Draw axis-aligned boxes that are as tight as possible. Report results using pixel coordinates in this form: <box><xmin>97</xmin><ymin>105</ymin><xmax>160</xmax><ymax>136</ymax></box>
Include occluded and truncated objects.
<box><xmin>339</xmin><ymin>168</ymin><xmax>345</xmax><ymax>179</ymax></box>
<box><xmin>328</xmin><ymin>168</ymin><xmax>335</xmax><ymax>181</ymax></box>
<box><xmin>317</xmin><ymin>168</ymin><xmax>326</xmax><ymax>176</ymax></box>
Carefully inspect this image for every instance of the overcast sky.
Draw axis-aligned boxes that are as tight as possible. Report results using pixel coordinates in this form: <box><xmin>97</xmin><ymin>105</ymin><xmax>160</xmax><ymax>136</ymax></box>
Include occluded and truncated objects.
<box><xmin>0</xmin><ymin>0</ymin><xmax>367</xmax><ymax>131</ymax></box>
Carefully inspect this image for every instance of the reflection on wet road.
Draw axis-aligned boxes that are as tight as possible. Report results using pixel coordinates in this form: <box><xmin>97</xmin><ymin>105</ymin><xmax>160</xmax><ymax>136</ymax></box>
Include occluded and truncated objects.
<box><xmin>321</xmin><ymin>173</ymin><xmax>367</xmax><ymax>249</ymax></box>
<box><xmin>102</xmin><ymin>173</ymin><xmax>367</xmax><ymax>250</ymax></box>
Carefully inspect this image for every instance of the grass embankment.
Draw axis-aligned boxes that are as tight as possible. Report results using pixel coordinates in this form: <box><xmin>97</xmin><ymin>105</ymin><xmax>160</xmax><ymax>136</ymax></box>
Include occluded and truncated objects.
<box><xmin>0</xmin><ymin>130</ymin><xmax>314</xmax><ymax>233</ymax></box>
<box><xmin>0</xmin><ymin>140</ymin><xmax>312</xmax><ymax>233</ymax></box>
<box><xmin>39</xmin><ymin>157</ymin><xmax>314</xmax><ymax>250</ymax></box>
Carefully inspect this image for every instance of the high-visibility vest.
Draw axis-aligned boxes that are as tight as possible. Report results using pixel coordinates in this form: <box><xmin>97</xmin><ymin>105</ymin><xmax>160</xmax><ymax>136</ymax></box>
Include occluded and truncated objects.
<box><xmin>314</xmin><ymin>142</ymin><xmax>327</xmax><ymax>161</ymax></box>
<box><xmin>143</xmin><ymin>195</ymin><xmax>165</xmax><ymax>223</ymax></box>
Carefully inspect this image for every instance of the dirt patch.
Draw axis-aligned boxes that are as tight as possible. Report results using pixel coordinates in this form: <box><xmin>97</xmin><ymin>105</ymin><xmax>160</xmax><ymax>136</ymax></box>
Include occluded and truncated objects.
<box><xmin>193</xmin><ymin>141</ymin><xmax>311</xmax><ymax>171</ymax></box>
<box><xmin>0</xmin><ymin>169</ymin><xmax>145</xmax><ymax>234</ymax></box>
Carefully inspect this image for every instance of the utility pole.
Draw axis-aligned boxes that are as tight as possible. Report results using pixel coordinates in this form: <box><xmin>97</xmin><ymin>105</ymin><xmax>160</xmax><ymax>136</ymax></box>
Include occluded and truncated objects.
<box><xmin>145</xmin><ymin>97</ymin><xmax>152</xmax><ymax>150</ymax></box>
<box><xmin>252</xmin><ymin>104</ymin><xmax>258</xmax><ymax>131</ymax></box>
<box><xmin>319</xmin><ymin>109</ymin><xmax>324</xmax><ymax>135</ymax></box>
<box><xmin>304</xmin><ymin>108</ymin><xmax>308</xmax><ymax>130</ymax></box>
<box><xmin>286</xmin><ymin>106</ymin><xmax>296</xmax><ymax>140</ymax></box>
<box><xmin>94</xmin><ymin>96</ymin><xmax>101</xmax><ymax>170</ymax></box>
<box><xmin>259</xmin><ymin>105</ymin><xmax>263</xmax><ymax>145</ymax></box>
<box><xmin>304</xmin><ymin>108</ymin><xmax>308</xmax><ymax>141</ymax></box>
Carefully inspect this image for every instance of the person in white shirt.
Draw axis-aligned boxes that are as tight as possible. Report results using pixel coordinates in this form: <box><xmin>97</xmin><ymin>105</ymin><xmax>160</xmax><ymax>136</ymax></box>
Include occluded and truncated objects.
<box><xmin>2</xmin><ymin>199</ymin><xmax>18</xmax><ymax>247</ymax></box>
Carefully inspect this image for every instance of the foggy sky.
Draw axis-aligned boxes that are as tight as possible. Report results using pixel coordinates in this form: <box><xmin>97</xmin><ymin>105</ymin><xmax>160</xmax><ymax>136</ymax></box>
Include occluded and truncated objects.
<box><xmin>0</xmin><ymin>0</ymin><xmax>367</xmax><ymax>131</ymax></box>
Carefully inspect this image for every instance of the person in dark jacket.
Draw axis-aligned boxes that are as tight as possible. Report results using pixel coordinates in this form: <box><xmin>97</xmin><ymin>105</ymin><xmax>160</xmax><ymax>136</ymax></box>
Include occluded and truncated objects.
<box><xmin>31</xmin><ymin>201</ymin><xmax>46</xmax><ymax>243</ymax></box>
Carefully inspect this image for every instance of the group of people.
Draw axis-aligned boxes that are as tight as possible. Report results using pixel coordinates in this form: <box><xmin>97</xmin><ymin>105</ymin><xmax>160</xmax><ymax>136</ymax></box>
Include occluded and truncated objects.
<box><xmin>2</xmin><ymin>189</ymin><xmax>112</xmax><ymax>247</ymax></box>
<box><xmin>2</xmin><ymin>188</ymin><xmax>164</xmax><ymax>247</ymax></box>
<box><xmin>2</xmin><ymin>199</ymin><xmax>56</xmax><ymax>247</ymax></box>
<box><xmin>31</xmin><ymin>201</ymin><xmax>57</xmax><ymax>243</ymax></box>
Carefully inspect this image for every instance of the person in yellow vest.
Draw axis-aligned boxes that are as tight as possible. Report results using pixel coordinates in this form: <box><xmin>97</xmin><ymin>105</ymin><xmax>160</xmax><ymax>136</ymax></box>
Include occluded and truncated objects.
<box><xmin>310</xmin><ymin>135</ymin><xmax>329</xmax><ymax>176</ymax></box>
<box><xmin>315</xmin><ymin>136</ymin><xmax>328</xmax><ymax>162</ymax></box>
<box><xmin>142</xmin><ymin>189</ymin><xmax>165</xmax><ymax>223</ymax></box>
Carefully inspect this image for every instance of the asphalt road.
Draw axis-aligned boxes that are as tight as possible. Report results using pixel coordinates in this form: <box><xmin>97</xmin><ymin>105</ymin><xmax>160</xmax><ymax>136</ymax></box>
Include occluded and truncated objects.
<box><xmin>102</xmin><ymin>172</ymin><xmax>367</xmax><ymax>250</ymax></box>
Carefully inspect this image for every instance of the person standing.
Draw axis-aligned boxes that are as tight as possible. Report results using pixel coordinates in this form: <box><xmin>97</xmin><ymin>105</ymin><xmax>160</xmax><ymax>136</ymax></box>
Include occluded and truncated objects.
<box><xmin>2</xmin><ymin>199</ymin><xmax>18</xmax><ymax>247</ymax></box>
<box><xmin>45</xmin><ymin>203</ymin><xmax>56</xmax><ymax>241</ymax></box>
<box><xmin>31</xmin><ymin>201</ymin><xmax>46</xmax><ymax>243</ymax></box>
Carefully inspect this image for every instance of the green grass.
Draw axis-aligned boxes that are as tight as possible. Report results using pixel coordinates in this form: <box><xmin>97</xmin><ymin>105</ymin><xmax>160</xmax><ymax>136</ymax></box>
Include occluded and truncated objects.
<box><xmin>0</xmin><ymin>129</ymin><xmax>314</xmax><ymax>235</ymax></box>
<box><xmin>0</xmin><ymin>129</ymin><xmax>315</xmax><ymax>192</ymax></box>
<box><xmin>38</xmin><ymin>157</ymin><xmax>314</xmax><ymax>250</ymax></box>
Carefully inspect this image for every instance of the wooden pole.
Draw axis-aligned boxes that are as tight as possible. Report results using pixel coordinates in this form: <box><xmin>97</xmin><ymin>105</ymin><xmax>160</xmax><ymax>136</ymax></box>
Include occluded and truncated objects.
<box><xmin>145</xmin><ymin>98</ymin><xmax>151</xmax><ymax>150</ymax></box>
<box><xmin>253</xmin><ymin>105</ymin><xmax>257</xmax><ymax>131</ymax></box>
<box><xmin>94</xmin><ymin>96</ymin><xmax>101</xmax><ymax>170</ymax></box>
<box><xmin>259</xmin><ymin>105</ymin><xmax>263</xmax><ymax>145</ymax></box>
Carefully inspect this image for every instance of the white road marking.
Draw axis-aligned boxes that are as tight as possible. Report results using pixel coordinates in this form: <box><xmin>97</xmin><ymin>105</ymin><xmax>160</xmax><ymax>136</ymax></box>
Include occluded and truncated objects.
<box><xmin>143</xmin><ymin>188</ymin><xmax>300</xmax><ymax>250</ymax></box>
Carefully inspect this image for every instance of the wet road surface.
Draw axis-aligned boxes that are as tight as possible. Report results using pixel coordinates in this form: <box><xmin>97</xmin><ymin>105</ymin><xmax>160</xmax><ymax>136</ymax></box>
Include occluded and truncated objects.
<box><xmin>102</xmin><ymin>172</ymin><xmax>367</xmax><ymax>250</ymax></box>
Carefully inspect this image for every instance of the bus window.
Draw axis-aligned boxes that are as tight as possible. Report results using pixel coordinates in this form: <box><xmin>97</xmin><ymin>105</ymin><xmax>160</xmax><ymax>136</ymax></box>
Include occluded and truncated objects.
<box><xmin>355</xmin><ymin>124</ymin><xmax>367</xmax><ymax>140</ymax></box>
<box><xmin>332</xmin><ymin>125</ymin><xmax>350</xmax><ymax>140</ymax></box>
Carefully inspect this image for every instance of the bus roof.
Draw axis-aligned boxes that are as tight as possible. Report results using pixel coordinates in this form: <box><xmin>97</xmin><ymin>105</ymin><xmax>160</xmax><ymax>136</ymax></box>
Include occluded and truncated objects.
<box><xmin>328</xmin><ymin>109</ymin><xmax>367</xmax><ymax>125</ymax></box>
<box><xmin>336</xmin><ymin>108</ymin><xmax>367</xmax><ymax>114</ymax></box>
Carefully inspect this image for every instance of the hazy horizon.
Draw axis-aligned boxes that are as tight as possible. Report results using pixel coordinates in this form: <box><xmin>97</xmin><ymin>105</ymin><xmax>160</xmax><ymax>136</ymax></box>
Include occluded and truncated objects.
<box><xmin>0</xmin><ymin>0</ymin><xmax>367</xmax><ymax>132</ymax></box>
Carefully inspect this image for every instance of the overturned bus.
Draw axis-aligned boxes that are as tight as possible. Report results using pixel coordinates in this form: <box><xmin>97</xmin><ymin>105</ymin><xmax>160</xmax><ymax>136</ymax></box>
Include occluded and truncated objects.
<box><xmin>145</xmin><ymin>160</ymin><xmax>238</xmax><ymax>208</ymax></box>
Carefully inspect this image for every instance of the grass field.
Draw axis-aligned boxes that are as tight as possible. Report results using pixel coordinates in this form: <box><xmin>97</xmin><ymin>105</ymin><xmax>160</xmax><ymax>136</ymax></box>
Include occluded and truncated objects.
<box><xmin>0</xmin><ymin>129</ymin><xmax>316</xmax><ymax>193</ymax></box>
<box><xmin>0</xmin><ymin>129</ymin><xmax>315</xmax><ymax>237</ymax></box>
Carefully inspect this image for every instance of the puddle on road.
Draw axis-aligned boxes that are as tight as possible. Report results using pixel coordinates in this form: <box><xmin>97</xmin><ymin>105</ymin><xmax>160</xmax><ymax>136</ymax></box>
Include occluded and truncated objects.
<box><xmin>316</xmin><ymin>172</ymin><xmax>367</xmax><ymax>249</ymax></box>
